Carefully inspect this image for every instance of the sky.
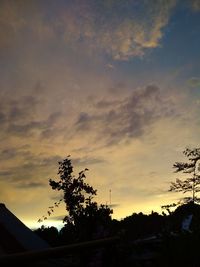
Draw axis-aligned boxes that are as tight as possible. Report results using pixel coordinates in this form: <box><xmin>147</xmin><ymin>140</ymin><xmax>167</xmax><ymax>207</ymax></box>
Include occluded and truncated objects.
<box><xmin>0</xmin><ymin>0</ymin><xmax>200</xmax><ymax>230</ymax></box>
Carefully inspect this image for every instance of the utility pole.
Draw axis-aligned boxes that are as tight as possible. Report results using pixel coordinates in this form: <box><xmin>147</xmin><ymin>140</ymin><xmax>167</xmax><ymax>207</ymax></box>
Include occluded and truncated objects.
<box><xmin>109</xmin><ymin>189</ymin><xmax>112</xmax><ymax>208</ymax></box>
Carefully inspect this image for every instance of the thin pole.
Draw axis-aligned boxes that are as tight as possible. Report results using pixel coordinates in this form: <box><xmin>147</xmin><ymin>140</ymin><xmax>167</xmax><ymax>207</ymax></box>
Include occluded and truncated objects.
<box><xmin>109</xmin><ymin>189</ymin><xmax>111</xmax><ymax>207</ymax></box>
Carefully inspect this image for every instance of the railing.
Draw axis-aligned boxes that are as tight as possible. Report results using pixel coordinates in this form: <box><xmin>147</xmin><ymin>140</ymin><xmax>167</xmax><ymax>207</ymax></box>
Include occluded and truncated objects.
<box><xmin>0</xmin><ymin>236</ymin><xmax>119</xmax><ymax>265</ymax></box>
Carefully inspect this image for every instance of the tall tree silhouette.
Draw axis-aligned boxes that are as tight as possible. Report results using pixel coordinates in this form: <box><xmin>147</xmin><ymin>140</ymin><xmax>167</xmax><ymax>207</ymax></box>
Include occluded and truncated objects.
<box><xmin>167</xmin><ymin>147</ymin><xmax>200</xmax><ymax>207</ymax></box>
<box><xmin>49</xmin><ymin>156</ymin><xmax>96</xmax><ymax>225</ymax></box>
<box><xmin>49</xmin><ymin>156</ymin><xmax>112</xmax><ymax>240</ymax></box>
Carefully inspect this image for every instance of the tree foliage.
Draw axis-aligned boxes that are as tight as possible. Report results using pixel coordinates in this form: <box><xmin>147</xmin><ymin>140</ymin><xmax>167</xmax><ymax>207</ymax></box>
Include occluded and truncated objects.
<box><xmin>48</xmin><ymin>156</ymin><xmax>112</xmax><ymax>240</ymax></box>
<box><xmin>34</xmin><ymin>226</ymin><xmax>59</xmax><ymax>246</ymax></box>
<box><xmin>49</xmin><ymin>156</ymin><xmax>97</xmax><ymax>224</ymax></box>
<box><xmin>166</xmin><ymin>147</ymin><xmax>200</xmax><ymax>207</ymax></box>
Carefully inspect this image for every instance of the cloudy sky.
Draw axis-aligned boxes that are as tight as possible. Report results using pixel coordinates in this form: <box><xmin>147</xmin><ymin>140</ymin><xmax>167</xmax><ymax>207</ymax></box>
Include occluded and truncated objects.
<box><xmin>1</xmin><ymin>0</ymin><xmax>200</xmax><ymax>229</ymax></box>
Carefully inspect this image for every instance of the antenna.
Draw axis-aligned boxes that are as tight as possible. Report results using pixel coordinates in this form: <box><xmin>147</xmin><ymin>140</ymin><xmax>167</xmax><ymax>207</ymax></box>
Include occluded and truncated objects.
<box><xmin>109</xmin><ymin>189</ymin><xmax>112</xmax><ymax>207</ymax></box>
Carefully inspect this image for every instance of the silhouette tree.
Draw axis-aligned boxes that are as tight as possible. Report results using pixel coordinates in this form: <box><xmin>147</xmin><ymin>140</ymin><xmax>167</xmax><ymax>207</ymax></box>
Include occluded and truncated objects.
<box><xmin>49</xmin><ymin>156</ymin><xmax>112</xmax><ymax>241</ymax></box>
<box><xmin>166</xmin><ymin>147</ymin><xmax>200</xmax><ymax>207</ymax></box>
<box><xmin>34</xmin><ymin>226</ymin><xmax>59</xmax><ymax>246</ymax></box>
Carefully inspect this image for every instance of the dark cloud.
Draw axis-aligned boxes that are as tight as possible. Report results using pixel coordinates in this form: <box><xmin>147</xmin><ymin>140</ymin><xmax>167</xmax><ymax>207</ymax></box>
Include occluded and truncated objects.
<box><xmin>5</xmin><ymin>108</ymin><xmax>62</xmax><ymax>137</ymax></box>
<box><xmin>7</xmin><ymin>121</ymin><xmax>44</xmax><ymax>136</ymax></box>
<box><xmin>95</xmin><ymin>99</ymin><xmax>122</xmax><ymax>109</ymax></box>
<box><xmin>50</xmin><ymin>215</ymin><xmax>65</xmax><ymax>221</ymax></box>
<box><xmin>0</xmin><ymin>148</ymin><xmax>18</xmax><ymax>160</ymax></box>
<box><xmin>76</xmin><ymin>85</ymin><xmax>176</xmax><ymax>146</ymax></box>
<box><xmin>39</xmin><ymin>112</ymin><xmax>65</xmax><ymax>140</ymax></box>
<box><xmin>50</xmin><ymin>195</ymin><xmax>63</xmax><ymax>202</ymax></box>
<box><xmin>110</xmin><ymin>204</ymin><xmax>120</xmax><ymax>208</ymax></box>
<box><xmin>37</xmin><ymin>155</ymin><xmax>63</xmax><ymax>167</ymax></box>
<box><xmin>76</xmin><ymin>112</ymin><xmax>94</xmax><ymax>131</ymax></box>
<box><xmin>0</xmin><ymin>112</ymin><xmax>6</xmax><ymax>125</ymax></box>
<box><xmin>0</xmin><ymin>154</ymin><xmax>63</xmax><ymax>184</ymax></box>
<box><xmin>76</xmin><ymin>112</ymin><xmax>90</xmax><ymax>125</ymax></box>
<box><xmin>40</xmin><ymin>129</ymin><xmax>57</xmax><ymax>140</ymax></box>
<box><xmin>0</xmin><ymin>170</ymin><xmax>12</xmax><ymax>177</ymax></box>
<box><xmin>7</xmin><ymin>95</ymin><xmax>39</xmax><ymax>122</ymax></box>
<box><xmin>73</xmin><ymin>156</ymin><xmax>106</xmax><ymax>167</ymax></box>
<box><xmin>0</xmin><ymin>94</ymin><xmax>40</xmax><ymax>136</ymax></box>
<box><xmin>0</xmin><ymin>146</ymin><xmax>31</xmax><ymax>161</ymax></box>
<box><xmin>47</xmin><ymin>112</ymin><xmax>62</xmax><ymax>126</ymax></box>
<box><xmin>16</xmin><ymin>182</ymin><xmax>45</xmax><ymax>189</ymax></box>
<box><xmin>0</xmin><ymin>151</ymin><xmax>105</xmax><ymax>188</ymax></box>
<box><xmin>18</xmin><ymin>155</ymin><xmax>63</xmax><ymax>172</ymax></box>
<box><xmin>0</xmin><ymin>90</ymin><xmax>63</xmax><ymax>138</ymax></box>
<box><xmin>9</xmin><ymin>106</ymin><xmax>27</xmax><ymax>121</ymax></box>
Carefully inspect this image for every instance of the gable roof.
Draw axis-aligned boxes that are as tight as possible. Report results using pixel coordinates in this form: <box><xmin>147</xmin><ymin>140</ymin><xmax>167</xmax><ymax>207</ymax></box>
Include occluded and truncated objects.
<box><xmin>0</xmin><ymin>203</ymin><xmax>50</xmax><ymax>254</ymax></box>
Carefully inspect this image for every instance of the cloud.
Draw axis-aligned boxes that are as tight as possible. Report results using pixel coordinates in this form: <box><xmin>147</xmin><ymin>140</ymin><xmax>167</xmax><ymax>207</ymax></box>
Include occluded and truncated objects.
<box><xmin>6</xmin><ymin>113</ymin><xmax>62</xmax><ymax>137</ymax></box>
<box><xmin>58</xmin><ymin>0</ymin><xmax>177</xmax><ymax>60</ymax></box>
<box><xmin>0</xmin><ymin>154</ymin><xmax>62</xmax><ymax>184</ymax></box>
<box><xmin>8</xmin><ymin>96</ymin><xmax>39</xmax><ymax>121</ymax></box>
<box><xmin>0</xmin><ymin>94</ymin><xmax>39</xmax><ymax>123</ymax></box>
<box><xmin>50</xmin><ymin>215</ymin><xmax>65</xmax><ymax>221</ymax></box>
<box><xmin>16</xmin><ymin>182</ymin><xmax>45</xmax><ymax>189</ymax></box>
<box><xmin>0</xmin><ymin>146</ymin><xmax>32</xmax><ymax>161</ymax></box>
<box><xmin>72</xmin><ymin>156</ymin><xmax>106</xmax><ymax>167</ymax></box>
<box><xmin>187</xmin><ymin>77</ymin><xmax>200</xmax><ymax>88</ymax></box>
<box><xmin>190</xmin><ymin>0</ymin><xmax>200</xmax><ymax>11</ymax></box>
<box><xmin>2</xmin><ymin>0</ymin><xmax>200</xmax><ymax>63</ymax></box>
<box><xmin>0</xmin><ymin>92</ymin><xmax>63</xmax><ymax>138</ymax></box>
<box><xmin>0</xmin><ymin>148</ymin><xmax>19</xmax><ymax>160</ymax></box>
<box><xmin>0</xmin><ymin>112</ymin><xmax>6</xmax><ymax>125</ymax></box>
<box><xmin>0</xmin><ymin>0</ymin><xmax>54</xmax><ymax>51</ymax></box>
<box><xmin>75</xmin><ymin>85</ymin><xmax>176</xmax><ymax>146</ymax></box>
<box><xmin>7</xmin><ymin>121</ymin><xmax>44</xmax><ymax>136</ymax></box>
<box><xmin>95</xmin><ymin>99</ymin><xmax>123</xmax><ymax>109</ymax></box>
<box><xmin>110</xmin><ymin>204</ymin><xmax>120</xmax><ymax>208</ymax></box>
<box><xmin>0</xmin><ymin>0</ymin><xmax>177</xmax><ymax>60</ymax></box>
<box><xmin>0</xmin><ymin>170</ymin><xmax>12</xmax><ymax>177</ymax></box>
<box><xmin>102</xmin><ymin>0</ymin><xmax>177</xmax><ymax>60</ymax></box>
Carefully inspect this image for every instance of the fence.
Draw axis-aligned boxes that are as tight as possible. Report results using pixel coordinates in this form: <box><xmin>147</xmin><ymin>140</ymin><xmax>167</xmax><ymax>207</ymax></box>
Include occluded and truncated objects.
<box><xmin>0</xmin><ymin>236</ymin><xmax>119</xmax><ymax>266</ymax></box>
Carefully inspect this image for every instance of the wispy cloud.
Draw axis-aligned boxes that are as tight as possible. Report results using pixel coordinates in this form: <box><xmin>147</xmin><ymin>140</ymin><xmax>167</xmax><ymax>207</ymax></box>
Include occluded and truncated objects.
<box><xmin>58</xmin><ymin>0</ymin><xmax>177</xmax><ymax>60</ymax></box>
<box><xmin>0</xmin><ymin>154</ymin><xmax>62</xmax><ymax>184</ymax></box>
<box><xmin>72</xmin><ymin>156</ymin><xmax>106</xmax><ymax>167</ymax></box>
<box><xmin>0</xmin><ymin>0</ymin><xmax>177</xmax><ymax>60</ymax></box>
<box><xmin>0</xmin><ymin>147</ymin><xmax>30</xmax><ymax>160</ymax></box>
<box><xmin>75</xmin><ymin>85</ymin><xmax>177</xmax><ymax>146</ymax></box>
<box><xmin>0</xmin><ymin>93</ymin><xmax>63</xmax><ymax>138</ymax></box>
<box><xmin>16</xmin><ymin>182</ymin><xmax>45</xmax><ymax>189</ymax></box>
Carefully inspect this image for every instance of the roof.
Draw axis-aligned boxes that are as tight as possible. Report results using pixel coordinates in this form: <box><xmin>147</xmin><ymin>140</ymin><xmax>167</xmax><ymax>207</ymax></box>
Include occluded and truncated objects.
<box><xmin>0</xmin><ymin>203</ymin><xmax>50</xmax><ymax>254</ymax></box>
